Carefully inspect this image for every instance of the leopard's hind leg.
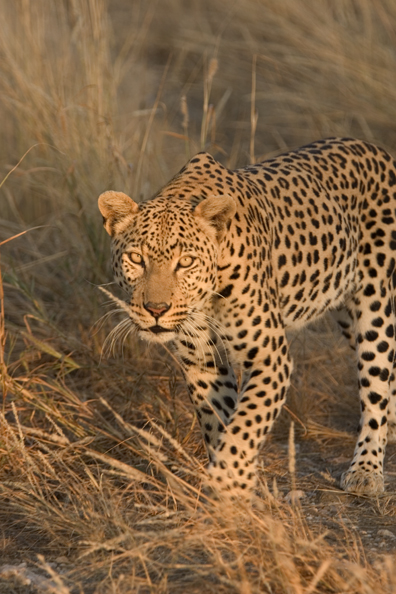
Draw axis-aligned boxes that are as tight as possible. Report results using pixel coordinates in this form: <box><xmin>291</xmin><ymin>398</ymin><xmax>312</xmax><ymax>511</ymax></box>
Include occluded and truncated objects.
<box><xmin>340</xmin><ymin>271</ymin><xmax>396</xmax><ymax>495</ymax></box>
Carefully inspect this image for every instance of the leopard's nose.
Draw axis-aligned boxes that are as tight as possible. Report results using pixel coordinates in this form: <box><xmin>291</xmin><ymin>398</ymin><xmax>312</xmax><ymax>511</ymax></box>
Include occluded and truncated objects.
<box><xmin>143</xmin><ymin>301</ymin><xmax>171</xmax><ymax>319</ymax></box>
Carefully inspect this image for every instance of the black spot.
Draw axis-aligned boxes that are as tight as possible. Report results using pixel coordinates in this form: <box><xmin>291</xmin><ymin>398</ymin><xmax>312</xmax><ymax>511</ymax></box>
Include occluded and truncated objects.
<box><xmin>278</xmin><ymin>254</ymin><xmax>287</xmax><ymax>268</ymax></box>
<box><xmin>372</xmin><ymin>317</ymin><xmax>384</xmax><ymax>327</ymax></box>
<box><xmin>376</xmin><ymin>253</ymin><xmax>385</xmax><ymax>267</ymax></box>
<box><xmin>224</xmin><ymin>396</ymin><xmax>236</xmax><ymax>409</ymax></box>
<box><xmin>368</xmin><ymin>391</ymin><xmax>382</xmax><ymax>404</ymax></box>
<box><xmin>385</xmin><ymin>301</ymin><xmax>392</xmax><ymax>317</ymax></box>
<box><xmin>212</xmin><ymin>399</ymin><xmax>223</xmax><ymax>411</ymax></box>
<box><xmin>377</xmin><ymin>341</ymin><xmax>389</xmax><ymax>353</ymax></box>
<box><xmin>363</xmin><ymin>284</ymin><xmax>376</xmax><ymax>297</ymax></box>
<box><xmin>219</xmin><ymin>285</ymin><xmax>233</xmax><ymax>298</ymax></box>
<box><xmin>247</xmin><ymin>347</ymin><xmax>259</xmax><ymax>360</ymax></box>
<box><xmin>365</xmin><ymin>330</ymin><xmax>378</xmax><ymax>341</ymax></box>
<box><xmin>234</xmin><ymin>343</ymin><xmax>247</xmax><ymax>352</ymax></box>
<box><xmin>280</xmin><ymin>271</ymin><xmax>290</xmax><ymax>287</ymax></box>
<box><xmin>201</xmin><ymin>406</ymin><xmax>214</xmax><ymax>415</ymax></box>
<box><xmin>380</xmin><ymin>369</ymin><xmax>389</xmax><ymax>382</ymax></box>
<box><xmin>370</xmin><ymin>301</ymin><xmax>381</xmax><ymax>312</ymax></box>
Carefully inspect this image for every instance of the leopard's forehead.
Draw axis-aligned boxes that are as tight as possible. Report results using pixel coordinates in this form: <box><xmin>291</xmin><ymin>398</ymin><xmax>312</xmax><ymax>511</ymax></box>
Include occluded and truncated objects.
<box><xmin>114</xmin><ymin>196</ymin><xmax>209</xmax><ymax>260</ymax></box>
<box><xmin>135</xmin><ymin>197</ymin><xmax>196</xmax><ymax>239</ymax></box>
<box><xmin>139</xmin><ymin>195</ymin><xmax>193</xmax><ymax>221</ymax></box>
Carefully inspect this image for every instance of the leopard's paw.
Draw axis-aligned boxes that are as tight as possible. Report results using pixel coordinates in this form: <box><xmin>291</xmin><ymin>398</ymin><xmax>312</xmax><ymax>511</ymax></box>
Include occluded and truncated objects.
<box><xmin>206</xmin><ymin>460</ymin><xmax>254</xmax><ymax>503</ymax></box>
<box><xmin>340</xmin><ymin>467</ymin><xmax>384</xmax><ymax>496</ymax></box>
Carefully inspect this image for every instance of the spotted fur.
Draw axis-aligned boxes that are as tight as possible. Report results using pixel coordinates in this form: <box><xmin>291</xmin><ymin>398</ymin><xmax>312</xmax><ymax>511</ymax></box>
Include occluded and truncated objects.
<box><xmin>98</xmin><ymin>138</ymin><xmax>396</xmax><ymax>499</ymax></box>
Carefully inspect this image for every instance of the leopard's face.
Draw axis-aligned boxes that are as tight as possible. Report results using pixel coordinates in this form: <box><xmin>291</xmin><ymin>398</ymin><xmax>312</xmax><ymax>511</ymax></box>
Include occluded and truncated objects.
<box><xmin>99</xmin><ymin>191</ymin><xmax>235</xmax><ymax>344</ymax></box>
<box><xmin>112</xmin><ymin>204</ymin><xmax>218</xmax><ymax>344</ymax></box>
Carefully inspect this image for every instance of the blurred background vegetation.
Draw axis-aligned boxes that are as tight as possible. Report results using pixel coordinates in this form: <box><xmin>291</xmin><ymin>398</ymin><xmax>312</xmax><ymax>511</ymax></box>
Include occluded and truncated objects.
<box><xmin>2</xmin><ymin>0</ymin><xmax>396</xmax><ymax>286</ymax></box>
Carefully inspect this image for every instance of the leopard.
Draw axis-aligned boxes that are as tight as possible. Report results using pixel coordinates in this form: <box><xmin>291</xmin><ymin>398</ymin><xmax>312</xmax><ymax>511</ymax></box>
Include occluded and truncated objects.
<box><xmin>98</xmin><ymin>137</ymin><xmax>396</xmax><ymax>501</ymax></box>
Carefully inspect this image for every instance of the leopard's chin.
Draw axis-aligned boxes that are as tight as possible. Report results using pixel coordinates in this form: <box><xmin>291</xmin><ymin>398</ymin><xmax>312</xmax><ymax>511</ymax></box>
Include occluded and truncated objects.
<box><xmin>139</xmin><ymin>327</ymin><xmax>176</xmax><ymax>344</ymax></box>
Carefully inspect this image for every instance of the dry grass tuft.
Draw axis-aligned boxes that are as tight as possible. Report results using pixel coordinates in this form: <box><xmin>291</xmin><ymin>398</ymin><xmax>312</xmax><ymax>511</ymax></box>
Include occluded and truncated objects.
<box><xmin>1</xmin><ymin>0</ymin><xmax>396</xmax><ymax>592</ymax></box>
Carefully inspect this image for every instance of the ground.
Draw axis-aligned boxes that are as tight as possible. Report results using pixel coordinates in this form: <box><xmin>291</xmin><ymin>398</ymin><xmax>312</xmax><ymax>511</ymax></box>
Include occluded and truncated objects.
<box><xmin>1</xmin><ymin>317</ymin><xmax>396</xmax><ymax>593</ymax></box>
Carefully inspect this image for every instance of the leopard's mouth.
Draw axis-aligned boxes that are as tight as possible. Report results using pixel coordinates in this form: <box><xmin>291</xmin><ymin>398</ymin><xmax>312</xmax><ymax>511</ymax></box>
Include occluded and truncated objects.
<box><xmin>139</xmin><ymin>325</ymin><xmax>176</xmax><ymax>344</ymax></box>
<box><xmin>148</xmin><ymin>325</ymin><xmax>174</xmax><ymax>334</ymax></box>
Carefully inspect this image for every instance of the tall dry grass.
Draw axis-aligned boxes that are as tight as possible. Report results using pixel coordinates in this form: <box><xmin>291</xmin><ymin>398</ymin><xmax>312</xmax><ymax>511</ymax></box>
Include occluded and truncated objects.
<box><xmin>1</xmin><ymin>0</ymin><xmax>396</xmax><ymax>592</ymax></box>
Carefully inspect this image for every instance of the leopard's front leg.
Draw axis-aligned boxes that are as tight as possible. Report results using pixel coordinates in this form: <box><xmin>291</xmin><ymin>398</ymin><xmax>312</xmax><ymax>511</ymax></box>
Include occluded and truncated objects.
<box><xmin>175</xmin><ymin>333</ymin><xmax>239</xmax><ymax>459</ymax></box>
<box><xmin>208</xmin><ymin>326</ymin><xmax>293</xmax><ymax>499</ymax></box>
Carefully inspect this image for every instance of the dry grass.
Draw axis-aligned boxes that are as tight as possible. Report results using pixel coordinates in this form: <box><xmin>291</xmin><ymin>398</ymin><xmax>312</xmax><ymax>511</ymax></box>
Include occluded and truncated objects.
<box><xmin>1</xmin><ymin>0</ymin><xmax>396</xmax><ymax>592</ymax></box>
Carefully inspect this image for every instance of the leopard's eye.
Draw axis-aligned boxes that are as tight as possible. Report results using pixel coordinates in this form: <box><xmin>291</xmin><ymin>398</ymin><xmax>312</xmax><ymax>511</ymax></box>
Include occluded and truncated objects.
<box><xmin>178</xmin><ymin>255</ymin><xmax>194</xmax><ymax>268</ymax></box>
<box><xmin>128</xmin><ymin>252</ymin><xmax>144</xmax><ymax>265</ymax></box>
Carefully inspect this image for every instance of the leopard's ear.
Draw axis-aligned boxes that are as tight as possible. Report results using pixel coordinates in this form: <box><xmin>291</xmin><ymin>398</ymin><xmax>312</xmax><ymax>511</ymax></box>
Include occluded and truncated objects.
<box><xmin>194</xmin><ymin>195</ymin><xmax>236</xmax><ymax>243</ymax></box>
<box><xmin>98</xmin><ymin>191</ymin><xmax>139</xmax><ymax>236</ymax></box>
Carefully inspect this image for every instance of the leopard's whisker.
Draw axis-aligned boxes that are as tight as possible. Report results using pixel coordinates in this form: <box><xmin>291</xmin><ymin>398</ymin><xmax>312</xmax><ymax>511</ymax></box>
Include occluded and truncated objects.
<box><xmin>208</xmin><ymin>288</ymin><xmax>231</xmax><ymax>303</ymax></box>
<box><xmin>93</xmin><ymin>308</ymin><xmax>128</xmax><ymax>334</ymax></box>
<box><xmin>119</xmin><ymin>321</ymin><xmax>137</xmax><ymax>355</ymax></box>
<box><xmin>189</xmin><ymin>310</ymin><xmax>229</xmax><ymax>366</ymax></box>
<box><xmin>181</xmin><ymin>320</ymin><xmax>208</xmax><ymax>365</ymax></box>
<box><xmin>102</xmin><ymin>317</ymin><xmax>133</xmax><ymax>359</ymax></box>
<box><xmin>98</xmin><ymin>286</ymin><xmax>133</xmax><ymax>316</ymax></box>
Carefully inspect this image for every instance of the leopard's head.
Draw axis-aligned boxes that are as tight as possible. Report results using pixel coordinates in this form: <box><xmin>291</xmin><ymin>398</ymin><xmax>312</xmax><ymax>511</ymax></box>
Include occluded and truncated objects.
<box><xmin>98</xmin><ymin>189</ymin><xmax>235</xmax><ymax>344</ymax></box>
